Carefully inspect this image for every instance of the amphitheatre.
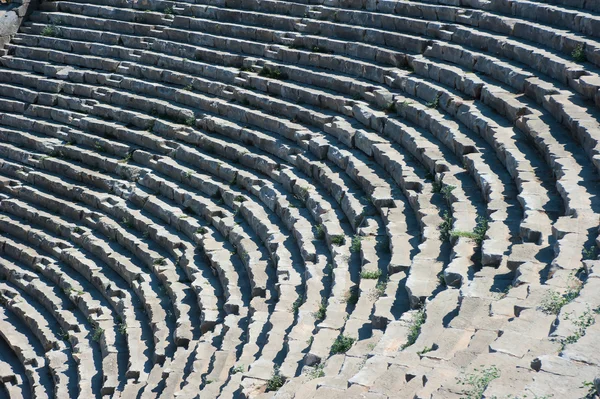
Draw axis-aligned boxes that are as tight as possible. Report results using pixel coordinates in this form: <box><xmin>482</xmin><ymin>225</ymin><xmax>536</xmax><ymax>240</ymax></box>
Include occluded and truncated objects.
<box><xmin>1</xmin><ymin>0</ymin><xmax>600</xmax><ymax>396</ymax></box>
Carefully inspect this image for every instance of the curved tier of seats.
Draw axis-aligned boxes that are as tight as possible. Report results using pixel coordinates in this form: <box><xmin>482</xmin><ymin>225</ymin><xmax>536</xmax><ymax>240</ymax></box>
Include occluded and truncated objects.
<box><xmin>0</xmin><ymin>0</ymin><xmax>599</xmax><ymax>397</ymax></box>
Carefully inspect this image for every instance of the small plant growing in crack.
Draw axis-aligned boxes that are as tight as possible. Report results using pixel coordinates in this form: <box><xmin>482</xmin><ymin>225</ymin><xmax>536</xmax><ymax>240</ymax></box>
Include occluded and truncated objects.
<box><xmin>582</xmin><ymin>380</ymin><xmax>598</xmax><ymax>399</ymax></box>
<box><xmin>583</xmin><ymin>245</ymin><xmax>597</xmax><ymax>260</ymax></box>
<box><xmin>432</xmin><ymin>180</ymin><xmax>442</xmax><ymax>193</ymax></box>
<box><xmin>402</xmin><ymin>308</ymin><xmax>425</xmax><ymax>349</ymax></box>
<box><xmin>572</xmin><ymin>43</ymin><xmax>586</xmax><ymax>63</ymax></box>
<box><xmin>119</xmin><ymin>153</ymin><xmax>132</xmax><ymax>163</ymax></box>
<box><xmin>344</xmin><ymin>288</ymin><xmax>359</xmax><ymax>306</ymax></box>
<box><xmin>59</xmin><ymin>329</ymin><xmax>70</xmax><ymax>341</ymax></box>
<box><xmin>121</xmin><ymin>217</ymin><xmax>134</xmax><ymax>229</ymax></box>
<box><xmin>94</xmin><ymin>142</ymin><xmax>106</xmax><ymax>153</ymax></box>
<box><xmin>385</xmin><ymin>102</ymin><xmax>396</xmax><ymax>114</ymax></box>
<box><xmin>539</xmin><ymin>274</ymin><xmax>582</xmax><ymax>315</ymax></box>
<box><xmin>291</xmin><ymin>295</ymin><xmax>303</xmax><ymax>313</ymax></box>
<box><xmin>371</xmin><ymin>279</ymin><xmax>388</xmax><ymax>299</ymax></box>
<box><xmin>330</xmin><ymin>334</ymin><xmax>355</xmax><ymax>354</ymax></box>
<box><xmin>437</xmin><ymin>271</ymin><xmax>447</xmax><ymax>287</ymax></box>
<box><xmin>417</xmin><ymin>345</ymin><xmax>434</xmax><ymax>356</ymax></box>
<box><xmin>441</xmin><ymin>184</ymin><xmax>455</xmax><ymax>203</ymax></box>
<box><xmin>41</xmin><ymin>25</ymin><xmax>60</xmax><ymax>37</ymax></box>
<box><xmin>314</xmin><ymin>224</ymin><xmax>325</xmax><ymax>240</ymax></box>
<box><xmin>259</xmin><ymin>66</ymin><xmax>288</xmax><ymax>80</ymax></box>
<box><xmin>331</xmin><ymin>234</ymin><xmax>345</xmax><ymax>246</ymax></box>
<box><xmin>560</xmin><ymin>307</ymin><xmax>595</xmax><ymax>349</ymax></box>
<box><xmin>313</xmin><ymin>299</ymin><xmax>327</xmax><ymax>321</ymax></box>
<box><xmin>456</xmin><ymin>366</ymin><xmax>500</xmax><ymax>399</ymax></box>
<box><xmin>439</xmin><ymin>211</ymin><xmax>453</xmax><ymax>242</ymax></box>
<box><xmin>451</xmin><ymin>215</ymin><xmax>489</xmax><ymax>245</ymax></box>
<box><xmin>360</xmin><ymin>269</ymin><xmax>382</xmax><ymax>280</ymax></box>
<box><xmin>306</xmin><ymin>363</ymin><xmax>325</xmax><ymax>380</ymax></box>
<box><xmin>231</xmin><ymin>364</ymin><xmax>245</xmax><ymax>375</ymax></box>
<box><xmin>350</xmin><ymin>235</ymin><xmax>362</xmax><ymax>253</ymax></box>
<box><xmin>266</xmin><ymin>366</ymin><xmax>285</xmax><ymax>391</ymax></box>
<box><xmin>296</xmin><ymin>185</ymin><xmax>309</xmax><ymax>201</ymax></box>
<box><xmin>426</xmin><ymin>94</ymin><xmax>440</xmax><ymax>109</ymax></box>
<box><xmin>92</xmin><ymin>326</ymin><xmax>104</xmax><ymax>342</ymax></box>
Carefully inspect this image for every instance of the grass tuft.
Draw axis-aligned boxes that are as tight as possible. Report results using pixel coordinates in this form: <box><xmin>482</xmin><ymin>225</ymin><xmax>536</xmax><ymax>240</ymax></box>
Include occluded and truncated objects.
<box><xmin>439</xmin><ymin>211</ymin><xmax>453</xmax><ymax>242</ymax></box>
<box><xmin>231</xmin><ymin>364</ymin><xmax>245</xmax><ymax>375</ymax></box>
<box><xmin>583</xmin><ymin>245</ymin><xmax>597</xmax><ymax>260</ymax></box>
<box><xmin>331</xmin><ymin>234</ymin><xmax>345</xmax><ymax>246</ymax></box>
<box><xmin>451</xmin><ymin>215</ymin><xmax>489</xmax><ymax>245</ymax></box>
<box><xmin>426</xmin><ymin>94</ymin><xmax>440</xmax><ymax>109</ymax></box>
<box><xmin>360</xmin><ymin>269</ymin><xmax>382</xmax><ymax>280</ymax></box>
<box><xmin>402</xmin><ymin>309</ymin><xmax>425</xmax><ymax>349</ymax></box>
<box><xmin>266</xmin><ymin>366</ymin><xmax>285</xmax><ymax>391</ymax></box>
<box><xmin>372</xmin><ymin>279</ymin><xmax>387</xmax><ymax>299</ymax></box>
<box><xmin>344</xmin><ymin>288</ymin><xmax>359</xmax><ymax>306</ymax></box>
<box><xmin>456</xmin><ymin>366</ymin><xmax>500</xmax><ymax>399</ymax></box>
<box><xmin>41</xmin><ymin>25</ymin><xmax>59</xmax><ymax>37</ymax></box>
<box><xmin>92</xmin><ymin>326</ymin><xmax>104</xmax><ymax>342</ymax></box>
<box><xmin>560</xmin><ymin>307</ymin><xmax>595</xmax><ymax>349</ymax></box>
<box><xmin>313</xmin><ymin>299</ymin><xmax>327</xmax><ymax>321</ymax></box>
<box><xmin>572</xmin><ymin>43</ymin><xmax>586</xmax><ymax>62</ymax></box>
<box><xmin>441</xmin><ymin>185</ymin><xmax>455</xmax><ymax>203</ymax></box>
<box><xmin>350</xmin><ymin>235</ymin><xmax>362</xmax><ymax>253</ymax></box>
<box><xmin>315</xmin><ymin>224</ymin><xmax>325</xmax><ymax>240</ymax></box>
<box><xmin>582</xmin><ymin>380</ymin><xmax>599</xmax><ymax>399</ymax></box>
<box><xmin>306</xmin><ymin>363</ymin><xmax>325</xmax><ymax>380</ymax></box>
<box><xmin>291</xmin><ymin>295</ymin><xmax>303</xmax><ymax>313</ymax></box>
<box><xmin>259</xmin><ymin>66</ymin><xmax>288</xmax><ymax>80</ymax></box>
<box><xmin>539</xmin><ymin>277</ymin><xmax>581</xmax><ymax>315</ymax></box>
<box><xmin>330</xmin><ymin>334</ymin><xmax>355</xmax><ymax>354</ymax></box>
<box><xmin>417</xmin><ymin>346</ymin><xmax>434</xmax><ymax>356</ymax></box>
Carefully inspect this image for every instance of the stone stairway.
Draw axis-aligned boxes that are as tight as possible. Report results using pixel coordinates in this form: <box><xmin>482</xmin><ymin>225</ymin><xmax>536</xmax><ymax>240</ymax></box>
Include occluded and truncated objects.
<box><xmin>0</xmin><ymin>0</ymin><xmax>599</xmax><ymax>397</ymax></box>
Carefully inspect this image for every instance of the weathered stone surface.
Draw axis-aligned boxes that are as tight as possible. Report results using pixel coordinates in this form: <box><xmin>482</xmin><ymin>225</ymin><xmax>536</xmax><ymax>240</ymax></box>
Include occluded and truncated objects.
<box><xmin>0</xmin><ymin>0</ymin><xmax>598</xmax><ymax>398</ymax></box>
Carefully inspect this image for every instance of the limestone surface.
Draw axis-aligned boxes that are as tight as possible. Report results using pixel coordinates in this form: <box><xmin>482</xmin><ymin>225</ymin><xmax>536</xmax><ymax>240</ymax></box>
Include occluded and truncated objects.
<box><xmin>0</xmin><ymin>0</ymin><xmax>598</xmax><ymax>397</ymax></box>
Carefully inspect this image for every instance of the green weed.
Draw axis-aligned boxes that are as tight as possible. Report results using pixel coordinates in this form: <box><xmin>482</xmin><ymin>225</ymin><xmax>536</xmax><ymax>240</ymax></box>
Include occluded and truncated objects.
<box><xmin>306</xmin><ymin>363</ymin><xmax>325</xmax><ymax>379</ymax></box>
<box><xmin>402</xmin><ymin>309</ymin><xmax>425</xmax><ymax>349</ymax></box>
<box><xmin>315</xmin><ymin>224</ymin><xmax>325</xmax><ymax>240</ymax></box>
<box><xmin>92</xmin><ymin>326</ymin><xmax>104</xmax><ymax>342</ymax></box>
<box><xmin>439</xmin><ymin>211</ymin><xmax>453</xmax><ymax>242</ymax></box>
<box><xmin>313</xmin><ymin>299</ymin><xmax>327</xmax><ymax>321</ymax></box>
<box><xmin>456</xmin><ymin>366</ymin><xmax>500</xmax><ymax>399</ymax></box>
<box><xmin>330</xmin><ymin>334</ymin><xmax>355</xmax><ymax>354</ymax></box>
<box><xmin>426</xmin><ymin>94</ymin><xmax>440</xmax><ymax>109</ymax></box>
<box><xmin>41</xmin><ymin>25</ymin><xmax>59</xmax><ymax>37</ymax></box>
<box><xmin>572</xmin><ymin>43</ymin><xmax>586</xmax><ymax>62</ymax></box>
<box><xmin>266</xmin><ymin>366</ymin><xmax>285</xmax><ymax>391</ymax></box>
<box><xmin>331</xmin><ymin>235</ymin><xmax>346</xmax><ymax>246</ymax></box>
<box><xmin>360</xmin><ymin>269</ymin><xmax>382</xmax><ymax>280</ymax></box>
<box><xmin>350</xmin><ymin>235</ymin><xmax>362</xmax><ymax>253</ymax></box>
